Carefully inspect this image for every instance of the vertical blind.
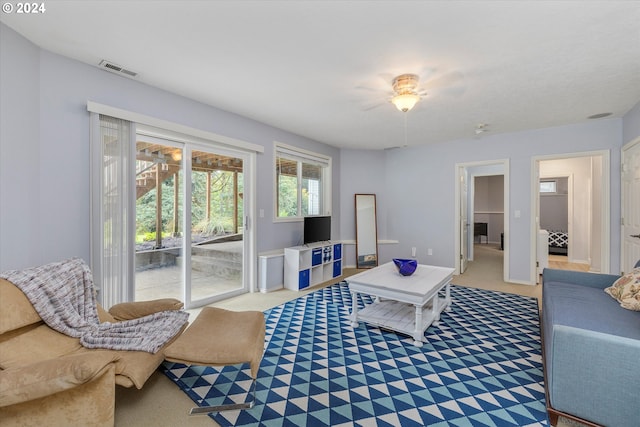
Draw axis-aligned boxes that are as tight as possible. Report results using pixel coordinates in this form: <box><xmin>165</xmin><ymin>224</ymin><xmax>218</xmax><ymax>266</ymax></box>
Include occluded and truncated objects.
<box><xmin>90</xmin><ymin>114</ymin><xmax>135</xmax><ymax>308</ymax></box>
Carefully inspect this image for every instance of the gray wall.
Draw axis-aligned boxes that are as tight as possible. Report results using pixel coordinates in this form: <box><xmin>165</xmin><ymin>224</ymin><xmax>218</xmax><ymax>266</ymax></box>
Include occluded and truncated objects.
<box><xmin>0</xmin><ymin>25</ymin><xmax>41</xmax><ymax>269</ymax></box>
<box><xmin>0</xmin><ymin>23</ymin><xmax>341</xmax><ymax>271</ymax></box>
<box><xmin>339</xmin><ymin>148</ymin><xmax>390</xmax><ymax>266</ymax></box>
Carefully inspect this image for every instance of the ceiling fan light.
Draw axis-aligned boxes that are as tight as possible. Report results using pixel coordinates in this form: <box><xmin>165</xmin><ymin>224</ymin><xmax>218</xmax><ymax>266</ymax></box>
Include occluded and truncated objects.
<box><xmin>392</xmin><ymin>93</ymin><xmax>420</xmax><ymax>112</ymax></box>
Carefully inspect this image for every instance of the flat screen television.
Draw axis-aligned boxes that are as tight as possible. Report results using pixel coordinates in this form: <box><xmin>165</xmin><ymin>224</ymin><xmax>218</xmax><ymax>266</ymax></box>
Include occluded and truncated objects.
<box><xmin>304</xmin><ymin>216</ymin><xmax>331</xmax><ymax>245</ymax></box>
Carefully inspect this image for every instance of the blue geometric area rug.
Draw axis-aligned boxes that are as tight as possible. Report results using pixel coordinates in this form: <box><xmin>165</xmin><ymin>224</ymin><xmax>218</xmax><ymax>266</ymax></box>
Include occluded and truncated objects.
<box><xmin>161</xmin><ymin>282</ymin><xmax>548</xmax><ymax>426</ymax></box>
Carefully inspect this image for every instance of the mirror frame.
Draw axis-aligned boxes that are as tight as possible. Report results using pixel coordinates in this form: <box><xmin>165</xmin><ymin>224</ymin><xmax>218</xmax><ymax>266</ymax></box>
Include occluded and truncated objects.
<box><xmin>355</xmin><ymin>194</ymin><xmax>379</xmax><ymax>269</ymax></box>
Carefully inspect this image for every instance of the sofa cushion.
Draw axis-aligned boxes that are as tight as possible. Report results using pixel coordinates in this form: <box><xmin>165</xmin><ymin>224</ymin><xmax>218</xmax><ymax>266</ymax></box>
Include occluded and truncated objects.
<box><xmin>544</xmin><ymin>280</ymin><xmax>640</xmax><ymax>340</ymax></box>
<box><xmin>96</xmin><ymin>304</ymin><xmax>117</xmax><ymax>323</ymax></box>
<box><xmin>0</xmin><ymin>324</ymin><xmax>83</xmax><ymax>369</ymax></box>
<box><xmin>0</xmin><ymin>323</ymin><xmax>181</xmax><ymax>389</ymax></box>
<box><xmin>108</xmin><ymin>298</ymin><xmax>183</xmax><ymax>321</ymax></box>
<box><xmin>605</xmin><ymin>268</ymin><xmax>640</xmax><ymax>311</ymax></box>
<box><xmin>75</xmin><ymin>319</ymin><xmax>188</xmax><ymax>389</ymax></box>
<box><xmin>0</xmin><ymin>279</ymin><xmax>41</xmax><ymax>334</ymax></box>
<box><xmin>0</xmin><ymin>351</ymin><xmax>118</xmax><ymax>407</ymax></box>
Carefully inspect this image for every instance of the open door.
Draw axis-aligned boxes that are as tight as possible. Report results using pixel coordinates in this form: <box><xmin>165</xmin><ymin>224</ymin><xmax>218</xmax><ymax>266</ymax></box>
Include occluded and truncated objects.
<box><xmin>622</xmin><ymin>138</ymin><xmax>640</xmax><ymax>273</ymax></box>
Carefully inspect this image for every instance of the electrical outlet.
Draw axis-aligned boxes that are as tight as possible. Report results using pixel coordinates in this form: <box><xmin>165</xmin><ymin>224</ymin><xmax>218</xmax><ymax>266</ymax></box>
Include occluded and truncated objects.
<box><xmin>427</xmin><ymin>248</ymin><xmax>433</xmax><ymax>256</ymax></box>
<box><xmin>411</xmin><ymin>247</ymin><xmax>416</xmax><ymax>257</ymax></box>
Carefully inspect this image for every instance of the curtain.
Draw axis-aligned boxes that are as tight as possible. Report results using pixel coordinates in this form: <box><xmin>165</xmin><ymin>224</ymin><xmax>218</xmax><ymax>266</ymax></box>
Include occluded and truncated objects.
<box><xmin>90</xmin><ymin>113</ymin><xmax>135</xmax><ymax>308</ymax></box>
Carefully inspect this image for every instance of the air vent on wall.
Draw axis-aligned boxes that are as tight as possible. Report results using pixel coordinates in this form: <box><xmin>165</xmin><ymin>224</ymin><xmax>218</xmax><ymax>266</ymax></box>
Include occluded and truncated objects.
<box><xmin>98</xmin><ymin>60</ymin><xmax>138</xmax><ymax>78</ymax></box>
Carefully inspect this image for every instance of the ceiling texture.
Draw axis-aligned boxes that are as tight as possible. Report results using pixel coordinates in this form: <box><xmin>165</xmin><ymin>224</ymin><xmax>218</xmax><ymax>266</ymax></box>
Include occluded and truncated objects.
<box><xmin>2</xmin><ymin>1</ymin><xmax>639</xmax><ymax>150</ymax></box>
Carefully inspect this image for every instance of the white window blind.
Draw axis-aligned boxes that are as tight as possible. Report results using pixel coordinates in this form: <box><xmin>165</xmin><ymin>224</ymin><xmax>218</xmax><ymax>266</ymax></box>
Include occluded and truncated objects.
<box><xmin>90</xmin><ymin>113</ymin><xmax>135</xmax><ymax>308</ymax></box>
<box><xmin>276</xmin><ymin>145</ymin><xmax>330</xmax><ymax>167</ymax></box>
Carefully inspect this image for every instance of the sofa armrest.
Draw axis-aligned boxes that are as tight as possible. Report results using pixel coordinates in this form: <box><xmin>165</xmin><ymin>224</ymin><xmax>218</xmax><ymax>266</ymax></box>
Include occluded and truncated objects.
<box><xmin>0</xmin><ymin>351</ymin><xmax>118</xmax><ymax>407</ymax></box>
<box><xmin>542</xmin><ymin>268</ymin><xmax>620</xmax><ymax>290</ymax></box>
<box><xmin>108</xmin><ymin>298</ymin><xmax>184</xmax><ymax>321</ymax></box>
<box><xmin>548</xmin><ymin>325</ymin><xmax>640</xmax><ymax>427</ymax></box>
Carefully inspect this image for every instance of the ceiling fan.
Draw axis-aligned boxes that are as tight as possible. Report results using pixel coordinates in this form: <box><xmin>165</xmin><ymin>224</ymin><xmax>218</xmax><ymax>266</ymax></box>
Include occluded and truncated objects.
<box><xmin>390</xmin><ymin>74</ymin><xmax>423</xmax><ymax>112</ymax></box>
<box><xmin>358</xmin><ymin>70</ymin><xmax>464</xmax><ymax>113</ymax></box>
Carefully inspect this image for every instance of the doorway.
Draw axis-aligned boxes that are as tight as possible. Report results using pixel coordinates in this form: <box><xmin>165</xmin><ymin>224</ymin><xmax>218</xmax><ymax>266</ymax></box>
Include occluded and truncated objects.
<box><xmin>532</xmin><ymin>151</ymin><xmax>610</xmax><ymax>279</ymax></box>
<box><xmin>455</xmin><ymin>160</ymin><xmax>510</xmax><ymax>282</ymax></box>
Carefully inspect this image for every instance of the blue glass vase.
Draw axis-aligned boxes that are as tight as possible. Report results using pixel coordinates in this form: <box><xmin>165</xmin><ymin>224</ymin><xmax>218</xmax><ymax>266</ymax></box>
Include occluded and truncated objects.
<box><xmin>392</xmin><ymin>258</ymin><xmax>417</xmax><ymax>276</ymax></box>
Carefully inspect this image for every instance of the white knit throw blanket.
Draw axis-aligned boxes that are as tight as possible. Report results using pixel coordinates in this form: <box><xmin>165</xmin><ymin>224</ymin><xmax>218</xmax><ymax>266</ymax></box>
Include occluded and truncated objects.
<box><xmin>0</xmin><ymin>258</ymin><xmax>189</xmax><ymax>354</ymax></box>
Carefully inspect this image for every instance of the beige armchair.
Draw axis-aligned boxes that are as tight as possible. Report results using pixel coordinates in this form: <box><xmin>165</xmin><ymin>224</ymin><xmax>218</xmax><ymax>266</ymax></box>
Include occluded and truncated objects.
<box><xmin>0</xmin><ymin>277</ymin><xmax>187</xmax><ymax>427</ymax></box>
<box><xmin>0</xmin><ymin>259</ymin><xmax>265</xmax><ymax>424</ymax></box>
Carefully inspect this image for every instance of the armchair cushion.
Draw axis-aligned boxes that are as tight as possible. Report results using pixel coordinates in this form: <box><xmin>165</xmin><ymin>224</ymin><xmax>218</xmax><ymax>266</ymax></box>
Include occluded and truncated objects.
<box><xmin>0</xmin><ymin>278</ymin><xmax>41</xmax><ymax>334</ymax></box>
<box><xmin>108</xmin><ymin>298</ymin><xmax>184</xmax><ymax>321</ymax></box>
<box><xmin>0</xmin><ymin>351</ymin><xmax>118</xmax><ymax>407</ymax></box>
<box><xmin>0</xmin><ymin>324</ymin><xmax>83</xmax><ymax>369</ymax></box>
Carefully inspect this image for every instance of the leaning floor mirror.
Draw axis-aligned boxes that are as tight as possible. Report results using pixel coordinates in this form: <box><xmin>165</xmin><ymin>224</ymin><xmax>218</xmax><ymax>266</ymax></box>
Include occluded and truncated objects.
<box><xmin>355</xmin><ymin>194</ymin><xmax>379</xmax><ymax>268</ymax></box>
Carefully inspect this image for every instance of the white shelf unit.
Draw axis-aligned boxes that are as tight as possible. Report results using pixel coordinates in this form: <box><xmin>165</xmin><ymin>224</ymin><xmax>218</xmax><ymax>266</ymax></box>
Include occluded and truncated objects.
<box><xmin>284</xmin><ymin>242</ymin><xmax>343</xmax><ymax>291</ymax></box>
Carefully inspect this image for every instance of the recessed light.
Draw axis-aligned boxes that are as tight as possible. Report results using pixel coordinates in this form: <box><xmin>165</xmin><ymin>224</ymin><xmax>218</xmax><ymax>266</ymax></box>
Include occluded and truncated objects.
<box><xmin>587</xmin><ymin>112</ymin><xmax>612</xmax><ymax>119</ymax></box>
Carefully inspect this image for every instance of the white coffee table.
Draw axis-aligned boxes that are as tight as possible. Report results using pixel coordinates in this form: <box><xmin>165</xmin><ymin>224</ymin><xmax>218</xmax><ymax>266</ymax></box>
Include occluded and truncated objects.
<box><xmin>347</xmin><ymin>262</ymin><xmax>455</xmax><ymax>347</ymax></box>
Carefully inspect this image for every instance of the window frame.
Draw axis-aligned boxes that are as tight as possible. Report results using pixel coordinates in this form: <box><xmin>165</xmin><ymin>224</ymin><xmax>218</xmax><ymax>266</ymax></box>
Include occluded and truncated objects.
<box><xmin>273</xmin><ymin>142</ymin><xmax>331</xmax><ymax>222</ymax></box>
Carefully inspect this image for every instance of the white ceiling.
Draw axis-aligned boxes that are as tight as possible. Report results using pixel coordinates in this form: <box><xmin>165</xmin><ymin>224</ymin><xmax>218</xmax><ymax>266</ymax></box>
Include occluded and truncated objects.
<box><xmin>2</xmin><ymin>1</ymin><xmax>639</xmax><ymax>150</ymax></box>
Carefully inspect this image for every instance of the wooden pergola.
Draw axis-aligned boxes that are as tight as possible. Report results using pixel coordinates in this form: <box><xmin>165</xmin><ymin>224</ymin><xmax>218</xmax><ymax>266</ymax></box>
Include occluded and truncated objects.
<box><xmin>136</xmin><ymin>142</ymin><xmax>243</xmax><ymax>249</ymax></box>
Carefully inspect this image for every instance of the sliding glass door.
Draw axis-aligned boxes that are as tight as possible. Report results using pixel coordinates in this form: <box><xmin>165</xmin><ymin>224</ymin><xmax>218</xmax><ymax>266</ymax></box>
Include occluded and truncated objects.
<box><xmin>134</xmin><ymin>137</ymin><xmax>185</xmax><ymax>301</ymax></box>
<box><xmin>134</xmin><ymin>135</ymin><xmax>247</xmax><ymax>308</ymax></box>
<box><xmin>92</xmin><ymin>112</ymin><xmax>253</xmax><ymax>310</ymax></box>
<box><xmin>186</xmin><ymin>147</ymin><xmax>245</xmax><ymax>306</ymax></box>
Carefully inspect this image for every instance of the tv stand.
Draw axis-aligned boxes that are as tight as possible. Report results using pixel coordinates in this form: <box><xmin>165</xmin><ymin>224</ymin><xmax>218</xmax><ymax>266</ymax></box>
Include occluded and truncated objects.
<box><xmin>284</xmin><ymin>242</ymin><xmax>342</xmax><ymax>290</ymax></box>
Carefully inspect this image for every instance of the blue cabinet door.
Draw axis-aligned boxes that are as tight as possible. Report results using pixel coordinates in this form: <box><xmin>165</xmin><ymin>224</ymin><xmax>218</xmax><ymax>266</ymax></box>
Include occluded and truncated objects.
<box><xmin>333</xmin><ymin>260</ymin><xmax>342</xmax><ymax>278</ymax></box>
<box><xmin>299</xmin><ymin>269</ymin><xmax>310</xmax><ymax>289</ymax></box>
<box><xmin>311</xmin><ymin>249</ymin><xmax>322</xmax><ymax>266</ymax></box>
<box><xmin>333</xmin><ymin>244</ymin><xmax>342</xmax><ymax>260</ymax></box>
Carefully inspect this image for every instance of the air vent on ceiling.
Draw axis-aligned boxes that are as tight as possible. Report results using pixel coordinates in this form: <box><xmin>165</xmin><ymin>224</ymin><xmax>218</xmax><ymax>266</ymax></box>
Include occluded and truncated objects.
<box><xmin>98</xmin><ymin>60</ymin><xmax>138</xmax><ymax>78</ymax></box>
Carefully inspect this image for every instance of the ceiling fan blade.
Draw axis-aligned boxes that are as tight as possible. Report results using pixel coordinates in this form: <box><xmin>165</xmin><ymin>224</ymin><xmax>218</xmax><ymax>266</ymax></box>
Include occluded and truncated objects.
<box><xmin>378</xmin><ymin>73</ymin><xmax>395</xmax><ymax>84</ymax></box>
<box><xmin>362</xmin><ymin>101</ymin><xmax>387</xmax><ymax>111</ymax></box>
<box><xmin>440</xmin><ymin>85</ymin><xmax>467</xmax><ymax>98</ymax></box>
<box><xmin>355</xmin><ymin>85</ymin><xmax>380</xmax><ymax>92</ymax></box>
<box><xmin>422</xmin><ymin>71</ymin><xmax>464</xmax><ymax>90</ymax></box>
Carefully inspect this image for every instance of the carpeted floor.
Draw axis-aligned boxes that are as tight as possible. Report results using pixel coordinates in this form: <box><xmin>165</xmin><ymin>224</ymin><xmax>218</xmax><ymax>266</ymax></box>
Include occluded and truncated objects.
<box><xmin>162</xmin><ymin>282</ymin><xmax>547</xmax><ymax>426</ymax></box>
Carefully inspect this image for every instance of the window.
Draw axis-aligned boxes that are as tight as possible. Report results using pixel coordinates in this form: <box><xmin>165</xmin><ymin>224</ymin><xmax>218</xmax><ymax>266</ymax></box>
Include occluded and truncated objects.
<box><xmin>540</xmin><ymin>180</ymin><xmax>557</xmax><ymax>193</ymax></box>
<box><xmin>275</xmin><ymin>143</ymin><xmax>331</xmax><ymax>220</ymax></box>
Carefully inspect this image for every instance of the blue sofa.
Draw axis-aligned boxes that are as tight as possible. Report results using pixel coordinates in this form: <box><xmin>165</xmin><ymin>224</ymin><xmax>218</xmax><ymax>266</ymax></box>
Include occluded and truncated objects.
<box><xmin>542</xmin><ymin>265</ymin><xmax>640</xmax><ymax>427</ymax></box>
